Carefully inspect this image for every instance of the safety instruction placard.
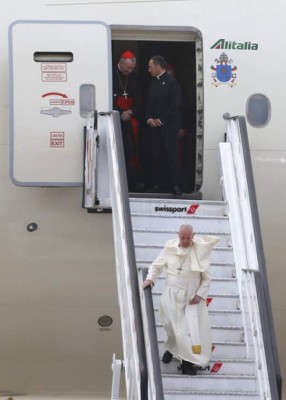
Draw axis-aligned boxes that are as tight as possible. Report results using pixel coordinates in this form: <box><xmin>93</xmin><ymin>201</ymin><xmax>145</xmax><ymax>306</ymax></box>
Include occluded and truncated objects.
<box><xmin>41</xmin><ymin>63</ymin><xmax>67</xmax><ymax>82</ymax></box>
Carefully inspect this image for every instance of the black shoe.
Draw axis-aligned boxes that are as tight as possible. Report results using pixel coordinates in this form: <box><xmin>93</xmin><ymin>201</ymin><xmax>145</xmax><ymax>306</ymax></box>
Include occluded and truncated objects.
<box><xmin>173</xmin><ymin>185</ymin><xmax>182</xmax><ymax>195</ymax></box>
<box><xmin>181</xmin><ymin>360</ymin><xmax>197</xmax><ymax>375</ymax></box>
<box><xmin>162</xmin><ymin>350</ymin><xmax>173</xmax><ymax>363</ymax></box>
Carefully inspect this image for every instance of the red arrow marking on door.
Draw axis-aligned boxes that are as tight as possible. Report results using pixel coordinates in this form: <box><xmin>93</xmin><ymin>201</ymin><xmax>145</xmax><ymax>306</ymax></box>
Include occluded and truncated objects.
<box><xmin>42</xmin><ymin>92</ymin><xmax>68</xmax><ymax>98</ymax></box>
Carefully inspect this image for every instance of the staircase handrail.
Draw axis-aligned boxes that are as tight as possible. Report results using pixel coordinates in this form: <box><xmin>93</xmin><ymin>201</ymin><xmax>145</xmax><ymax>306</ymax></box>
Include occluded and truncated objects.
<box><xmin>222</xmin><ymin>115</ymin><xmax>281</xmax><ymax>399</ymax></box>
<box><xmin>139</xmin><ymin>268</ymin><xmax>165</xmax><ymax>400</ymax></box>
<box><xmin>101</xmin><ymin>111</ymin><xmax>148</xmax><ymax>399</ymax></box>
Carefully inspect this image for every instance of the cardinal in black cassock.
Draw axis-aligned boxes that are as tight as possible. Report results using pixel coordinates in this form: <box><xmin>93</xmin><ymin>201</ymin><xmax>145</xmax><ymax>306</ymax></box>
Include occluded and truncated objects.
<box><xmin>113</xmin><ymin>50</ymin><xmax>142</xmax><ymax>191</ymax></box>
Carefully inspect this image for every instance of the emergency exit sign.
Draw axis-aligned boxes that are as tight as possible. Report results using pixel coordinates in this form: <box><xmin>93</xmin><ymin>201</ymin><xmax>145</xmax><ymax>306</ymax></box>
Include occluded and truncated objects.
<box><xmin>50</xmin><ymin>132</ymin><xmax>64</xmax><ymax>147</ymax></box>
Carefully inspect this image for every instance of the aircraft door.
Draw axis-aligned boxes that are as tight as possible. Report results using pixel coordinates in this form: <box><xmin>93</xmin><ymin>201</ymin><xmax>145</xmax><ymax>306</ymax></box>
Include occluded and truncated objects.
<box><xmin>9</xmin><ymin>20</ymin><xmax>112</xmax><ymax>186</ymax></box>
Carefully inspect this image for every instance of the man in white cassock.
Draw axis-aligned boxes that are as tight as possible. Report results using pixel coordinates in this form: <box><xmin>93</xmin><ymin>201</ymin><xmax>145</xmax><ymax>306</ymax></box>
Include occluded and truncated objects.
<box><xmin>142</xmin><ymin>224</ymin><xmax>219</xmax><ymax>375</ymax></box>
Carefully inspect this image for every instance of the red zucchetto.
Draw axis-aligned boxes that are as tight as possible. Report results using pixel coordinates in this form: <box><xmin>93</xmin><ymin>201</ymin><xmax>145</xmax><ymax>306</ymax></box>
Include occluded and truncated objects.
<box><xmin>120</xmin><ymin>50</ymin><xmax>136</xmax><ymax>59</ymax></box>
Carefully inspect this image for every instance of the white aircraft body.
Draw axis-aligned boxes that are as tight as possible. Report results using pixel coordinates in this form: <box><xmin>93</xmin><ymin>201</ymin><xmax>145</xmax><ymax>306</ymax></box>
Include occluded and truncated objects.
<box><xmin>0</xmin><ymin>0</ymin><xmax>285</xmax><ymax>399</ymax></box>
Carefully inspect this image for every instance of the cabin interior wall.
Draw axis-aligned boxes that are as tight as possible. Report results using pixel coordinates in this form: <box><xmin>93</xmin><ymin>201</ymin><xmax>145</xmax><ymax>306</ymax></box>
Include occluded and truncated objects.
<box><xmin>112</xmin><ymin>39</ymin><xmax>198</xmax><ymax>193</ymax></box>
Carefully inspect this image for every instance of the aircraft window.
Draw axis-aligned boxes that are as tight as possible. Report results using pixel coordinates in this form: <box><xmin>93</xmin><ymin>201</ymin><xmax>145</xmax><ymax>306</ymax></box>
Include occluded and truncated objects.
<box><xmin>246</xmin><ymin>94</ymin><xmax>271</xmax><ymax>127</ymax></box>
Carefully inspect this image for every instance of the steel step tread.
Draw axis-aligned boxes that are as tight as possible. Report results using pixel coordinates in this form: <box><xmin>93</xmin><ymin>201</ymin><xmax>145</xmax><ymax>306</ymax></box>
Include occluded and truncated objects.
<box><xmin>130</xmin><ymin>198</ymin><xmax>227</xmax><ymax>205</ymax></box>
<box><xmin>211</xmin><ymin>325</ymin><xmax>243</xmax><ymax>330</ymax></box>
<box><xmin>209</xmin><ymin>309</ymin><xmax>241</xmax><ymax>315</ymax></box>
<box><xmin>160</xmin><ymin>357</ymin><xmax>254</xmax><ymax>363</ymax></box>
<box><xmin>154</xmin><ymin>307</ymin><xmax>241</xmax><ymax>315</ymax></box>
<box><xmin>137</xmin><ymin>261</ymin><xmax>235</xmax><ymax>268</ymax></box>
<box><xmin>208</xmin><ymin>293</ymin><xmax>239</xmax><ymax>298</ymax></box>
<box><xmin>210</xmin><ymin>358</ymin><xmax>254</xmax><ymax>363</ymax></box>
<box><xmin>131</xmin><ymin>212</ymin><xmax>229</xmax><ymax>220</ymax></box>
<box><xmin>152</xmin><ymin>292</ymin><xmax>239</xmax><ymax>298</ymax></box>
<box><xmin>211</xmin><ymin>276</ymin><xmax>237</xmax><ymax>282</ymax></box>
<box><xmin>133</xmin><ymin>228</ymin><xmax>230</xmax><ymax>235</ymax></box>
<box><xmin>156</xmin><ymin>323</ymin><xmax>243</xmax><ymax>330</ymax></box>
<box><xmin>162</xmin><ymin>373</ymin><xmax>256</xmax><ymax>379</ymax></box>
<box><xmin>212</xmin><ymin>340</ymin><xmax>245</xmax><ymax>346</ymax></box>
<box><xmin>136</xmin><ymin>259</ymin><xmax>235</xmax><ymax>269</ymax></box>
<box><xmin>164</xmin><ymin>389</ymin><xmax>258</xmax><ymax>396</ymax></box>
<box><xmin>150</xmin><ymin>276</ymin><xmax>237</xmax><ymax>284</ymax></box>
<box><xmin>158</xmin><ymin>339</ymin><xmax>245</xmax><ymax>346</ymax></box>
<box><xmin>135</xmin><ymin>243</ymin><xmax>230</xmax><ymax>249</ymax></box>
<box><xmin>160</xmin><ymin>357</ymin><xmax>255</xmax><ymax>375</ymax></box>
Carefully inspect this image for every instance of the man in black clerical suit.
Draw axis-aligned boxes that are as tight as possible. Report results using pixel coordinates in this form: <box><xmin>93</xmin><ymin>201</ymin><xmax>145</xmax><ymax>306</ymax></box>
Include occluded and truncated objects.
<box><xmin>146</xmin><ymin>55</ymin><xmax>183</xmax><ymax>195</ymax></box>
<box><xmin>113</xmin><ymin>50</ymin><xmax>143</xmax><ymax>191</ymax></box>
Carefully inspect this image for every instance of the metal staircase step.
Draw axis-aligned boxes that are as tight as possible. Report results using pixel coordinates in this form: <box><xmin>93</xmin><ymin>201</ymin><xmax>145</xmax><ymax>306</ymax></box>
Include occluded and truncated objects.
<box><xmin>158</xmin><ymin>341</ymin><xmax>247</xmax><ymax>359</ymax></box>
<box><xmin>163</xmin><ymin>389</ymin><xmax>259</xmax><ymax>400</ymax></box>
<box><xmin>210</xmin><ymin>326</ymin><xmax>244</xmax><ymax>342</ymax></box>
<box><xmin>210</xmin><ymin>341</ymin><xmax>247</xmax><ymax>359</ymax></box>
<box><xmin>162</xmin><ymin>373</ymin><xmax>257</xmax><ymax>391</ymax></box>
<box><xmin>154</xmin><ymin>308</ymin><xmax>242</xmax><ymax>326</ymax></box>
<box><xmin>156</xmin><ymin>323</ymin><xmax>244</xmax><ymax>342</ymax></box>
<box><xmin>209</xmin><ymin>310</ymin><xmax>242</xmax><ymax>325</ymax></box>
<box><xmin>138</xmin><ymin>262</ymin><xmax>236</xmax><ymax>278</ymax></box>
<box><xmin>210</xmin><ymin>278</ymin><xmax>238</xmax><ymax>295</ymax></box>
<box><xmin>206</xmin><ymin>294</ymin><xmax>240</xmax><ymax>310</ymax></box>
<box><xmin>210</xmin><ymin>263</ymin><xmax>236</xmax><ymax>278</ymax></box>
<box><xmin>160</xmin><ymin>358</ymin><xmax>255</xmax><ymax>375</ymax></box>
<box><xmin>152</xmin><ymin>276</ymin><xmax>238</xmax><ymax>295</ymax></box>
<box><xmin>131</xmin><ymin>213</ymin><xmax>230</xmax><ymax>232</ymax></box>
<box><xmin>151</xmin><ymin>292</ymin><xmax>240</xmax><ymax>310</ymax></box>
<box><xmin>135</xmin><ymin>245</ymin><xmax>234</xmax><ymax>263</ymax></box>
<box><xmin>133</xmin><ymin>229</ymin><xmax>231</xmax><ymax>247</ymax></box>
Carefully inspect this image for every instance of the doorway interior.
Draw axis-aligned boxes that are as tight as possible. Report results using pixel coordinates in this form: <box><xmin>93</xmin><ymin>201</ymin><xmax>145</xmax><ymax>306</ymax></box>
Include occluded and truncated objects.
<box><xmin>112</xmin><ymin>28</ymin><xmax>203</xmax><ymax>195</ymax></box>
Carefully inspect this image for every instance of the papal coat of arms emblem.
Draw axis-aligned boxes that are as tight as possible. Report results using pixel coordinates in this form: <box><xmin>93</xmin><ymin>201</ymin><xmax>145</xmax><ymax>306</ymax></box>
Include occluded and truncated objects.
<box><xmin>211</xmin><ymin>52</ymin><xmax>237</xmax><ymax>87</ymax></box>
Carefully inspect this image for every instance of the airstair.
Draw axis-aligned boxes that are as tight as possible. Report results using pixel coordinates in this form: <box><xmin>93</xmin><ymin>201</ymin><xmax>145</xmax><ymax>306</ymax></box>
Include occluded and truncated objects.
<box><xmin>131</xmin><ymin>197</ymin><xmax>258</xmax><ymax>399</ymax></box>
<box><xmin>88</xmin><ymin>112</ymin><xmax>281</xmax><ymax>400</ymax></box>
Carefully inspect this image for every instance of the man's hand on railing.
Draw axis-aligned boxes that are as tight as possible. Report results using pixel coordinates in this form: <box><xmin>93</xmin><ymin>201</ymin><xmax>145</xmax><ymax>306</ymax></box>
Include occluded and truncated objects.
<box><xmin>142</xmin><ymin>279</ymin><xmax>154</xmax><ymax>289</ymax></box>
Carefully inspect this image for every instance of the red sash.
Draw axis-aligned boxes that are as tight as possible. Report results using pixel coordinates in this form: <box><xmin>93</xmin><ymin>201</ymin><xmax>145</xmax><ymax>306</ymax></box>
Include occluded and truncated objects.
<box><xmin>115</xmin><ymin>96</ymin><xmax>139</xmax><ymax>169</ymax></box>
<box><xmin>116</xmin><ymin>96</ymin><xmax>133</xmax><ymax>110</ymax></box>
<box><xmin>115</xmin><ymin>96</ymin><xmax>139</xmax><ymax>137</ymax></box>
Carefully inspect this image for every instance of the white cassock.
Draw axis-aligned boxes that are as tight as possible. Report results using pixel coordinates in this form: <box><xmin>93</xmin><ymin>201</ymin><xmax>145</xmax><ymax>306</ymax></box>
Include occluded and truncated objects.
<box><xmin>146</xmin><ymin>235</ymin><xmax>219</xmax><ymax>367</ymax></box>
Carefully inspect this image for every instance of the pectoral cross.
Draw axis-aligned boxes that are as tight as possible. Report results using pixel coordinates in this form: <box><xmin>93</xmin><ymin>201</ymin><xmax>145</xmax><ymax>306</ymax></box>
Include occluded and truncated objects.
<box><xmin>177</xmin><ymin>265</ymin><xmax>183</xmax><ymax>275</ymax></box>
<box><xmin>122</xmin><ymin>90</ymin><xmax>128</xmax><ymax>99</ymax></box>
<box><xmin>177</xmin><ymin>249</ymin><xmax>190</xmax><ymax>275</ymax></box>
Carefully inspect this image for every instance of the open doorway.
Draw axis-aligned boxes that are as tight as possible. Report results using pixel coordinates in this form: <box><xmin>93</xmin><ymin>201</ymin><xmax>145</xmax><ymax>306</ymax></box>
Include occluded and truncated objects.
<box><xmin>111</xmin><ymin>27</ymin><xmax>203</xmax><ymax>197</ymax></box>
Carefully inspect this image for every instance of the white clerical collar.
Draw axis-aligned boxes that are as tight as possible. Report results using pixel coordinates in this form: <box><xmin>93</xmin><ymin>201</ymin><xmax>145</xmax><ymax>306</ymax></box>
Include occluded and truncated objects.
<box><xmin>156</xmin><ymin>70</ymin><xmax>166</xmax><ymax>79</ymax></box>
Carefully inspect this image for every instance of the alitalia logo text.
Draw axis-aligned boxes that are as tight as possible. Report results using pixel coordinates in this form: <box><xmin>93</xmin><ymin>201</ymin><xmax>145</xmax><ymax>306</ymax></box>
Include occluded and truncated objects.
<box><xmin>211</xmin><ymin>39</ymin><xmax>258</xmax><ymax>50</ymax></box>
